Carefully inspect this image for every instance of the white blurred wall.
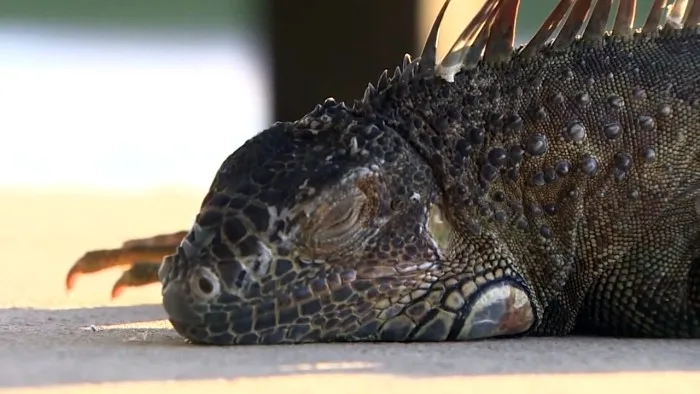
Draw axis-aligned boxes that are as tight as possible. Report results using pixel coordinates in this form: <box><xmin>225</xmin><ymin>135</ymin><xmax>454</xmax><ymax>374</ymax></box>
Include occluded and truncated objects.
<box><xmin>0</xmin><ymin>24</ymin><xmax>271</xmax><ymax>191</ymax></box>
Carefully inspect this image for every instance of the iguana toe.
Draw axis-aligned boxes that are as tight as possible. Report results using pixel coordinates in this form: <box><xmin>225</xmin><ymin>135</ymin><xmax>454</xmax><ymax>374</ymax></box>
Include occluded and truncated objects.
<box><xmin>66</xmin><ymin>232</ymin><xmax>184</xmax><ymax>297</ymax></box>
<box><xmin>110</xmin><ymin>262</ymin><xmax>163</xmax><ymax>299</ymax></box>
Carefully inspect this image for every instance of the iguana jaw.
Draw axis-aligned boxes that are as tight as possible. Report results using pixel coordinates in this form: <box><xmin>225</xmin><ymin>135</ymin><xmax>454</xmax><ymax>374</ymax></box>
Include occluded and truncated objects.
<box><xmin>157</xmin><ymin>179</ymin><xmax>539</xmax><ymax>345</ymax></box>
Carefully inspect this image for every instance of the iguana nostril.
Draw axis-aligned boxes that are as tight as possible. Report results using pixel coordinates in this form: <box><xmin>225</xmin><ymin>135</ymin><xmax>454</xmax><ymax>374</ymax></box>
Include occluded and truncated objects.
<box><xmin>197</xmin><ymin>276</ymin><xmax>214</xmax><ymax>294</ymax></box>
<box><xmin>188</xmin><ymin>267</ymin><xmax>221</xmax><ymax>300</ymax></box>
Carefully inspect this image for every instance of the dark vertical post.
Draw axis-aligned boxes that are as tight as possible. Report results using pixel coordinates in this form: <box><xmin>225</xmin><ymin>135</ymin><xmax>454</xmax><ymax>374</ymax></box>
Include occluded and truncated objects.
<box><xmin>268</xmin><ymin>0</ymin><xmax>419</xmax><ymax>122</ymax></box>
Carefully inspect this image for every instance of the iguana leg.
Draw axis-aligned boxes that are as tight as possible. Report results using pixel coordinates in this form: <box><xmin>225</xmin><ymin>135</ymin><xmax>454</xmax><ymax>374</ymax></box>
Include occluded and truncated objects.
<box><xmin>65</xmin><ymin>230</ymin><xmax>187</xmax><ymax>298</ymax></box>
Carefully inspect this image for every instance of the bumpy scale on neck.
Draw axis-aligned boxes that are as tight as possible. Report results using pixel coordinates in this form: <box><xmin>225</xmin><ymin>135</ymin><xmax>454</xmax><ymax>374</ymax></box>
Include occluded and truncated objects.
<box><xmin>370</xmin><ymin>24</ymin><xmax>700</xmax><ymax>337</ymax></box>
<box><xmin>354</xmin><ymin>57</ymin><xmax>586</xmax><ymax>337</ymax></box>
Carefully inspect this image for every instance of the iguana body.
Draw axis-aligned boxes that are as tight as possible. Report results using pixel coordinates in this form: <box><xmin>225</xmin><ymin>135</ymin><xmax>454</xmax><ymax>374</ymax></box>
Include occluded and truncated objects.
<box><xmin>66</xmin><ymin>0</ymin><xmax>700</xmax><ymax>344</ymax></box>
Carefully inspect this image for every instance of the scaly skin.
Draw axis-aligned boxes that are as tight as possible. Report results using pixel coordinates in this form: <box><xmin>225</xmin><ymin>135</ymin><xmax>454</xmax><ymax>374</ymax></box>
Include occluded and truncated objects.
<box><xmin>66</xmin><ymin>0</ymin><xmax>700</xmax><ymax>344</ymax></box>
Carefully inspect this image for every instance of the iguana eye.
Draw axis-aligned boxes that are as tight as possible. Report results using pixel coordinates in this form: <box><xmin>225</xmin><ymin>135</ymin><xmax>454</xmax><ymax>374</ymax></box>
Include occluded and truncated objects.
<box><xmin>301</xmin><ymin>188</ymin><xmax>370</xmax><ymax>256</ymax></box>
<box><xmin>318</xmin><ymin>195</ymin><xmax>363</xmax><ymax>233</ymax></box>
<box><xmin>316</xmin><ymin>194</ymin><xmax>366</xmax><ymax>239</ymax></box>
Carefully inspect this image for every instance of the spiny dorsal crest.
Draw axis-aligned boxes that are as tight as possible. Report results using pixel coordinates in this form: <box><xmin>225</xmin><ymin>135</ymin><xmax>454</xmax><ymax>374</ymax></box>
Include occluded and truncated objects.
<box><xmin>360</xmin><ymin>0</ymin><xmax>700</xmax><ymax>104</ymax></box>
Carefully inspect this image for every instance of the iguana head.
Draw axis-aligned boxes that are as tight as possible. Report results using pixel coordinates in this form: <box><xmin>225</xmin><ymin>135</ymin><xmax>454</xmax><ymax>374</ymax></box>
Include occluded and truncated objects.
<box><xmin>157</xmin><ymin>0</ymin><xmax>539</xmax><ymax>346</ymax></box>
<box><xmin>158</xmin><ymin>97</ymin><xmax>458</xmax><ymax>344</ymax></box>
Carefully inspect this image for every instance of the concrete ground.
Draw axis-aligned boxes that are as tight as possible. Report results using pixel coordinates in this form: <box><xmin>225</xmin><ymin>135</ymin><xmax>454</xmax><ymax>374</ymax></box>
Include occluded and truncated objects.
<box><xmin>2</xmin><ymin>188</ymin><xmax>700</xmax><ymax>394</ymax></box>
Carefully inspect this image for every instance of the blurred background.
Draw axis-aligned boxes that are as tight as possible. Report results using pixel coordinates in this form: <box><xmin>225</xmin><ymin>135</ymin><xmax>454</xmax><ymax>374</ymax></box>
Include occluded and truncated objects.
<box><xmin>0</xmin><ymin>0</ymin><xmax>660</xmax><ymax>192</ymax></box>
<box><xmin>0</xmin><ymin>0</ymin><xmax>268</xmax><ymax>190</ymax></box>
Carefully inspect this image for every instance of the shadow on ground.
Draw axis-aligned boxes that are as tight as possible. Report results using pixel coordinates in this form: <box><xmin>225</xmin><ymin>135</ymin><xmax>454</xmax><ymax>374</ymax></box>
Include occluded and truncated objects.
<box><xmin>2</xmin><ymin>304</ymin><xmax>700</xmax><ymax>388</ymax></box>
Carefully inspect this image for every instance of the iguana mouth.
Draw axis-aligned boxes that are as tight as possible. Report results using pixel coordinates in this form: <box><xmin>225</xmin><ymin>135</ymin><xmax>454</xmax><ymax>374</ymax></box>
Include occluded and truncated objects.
<box><xmin>161</xmin><ymin>266</ymin><xmax>219</xmax><ymax>326</ymax></box>
<box><xmin>162</xmin><ymin>283</ymin><xmax>204</xmax><ymax>326</ymax></box>
<box><xmin>161</xmin><ymin>268</ymin><xmax>536</xmax><ymax>345</ymax></box>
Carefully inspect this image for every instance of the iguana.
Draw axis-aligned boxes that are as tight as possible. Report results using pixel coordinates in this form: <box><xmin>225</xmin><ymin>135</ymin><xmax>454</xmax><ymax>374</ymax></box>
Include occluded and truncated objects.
<box><xmin>65</xmin><ymin>0</ymin><xmax>700</xmax><ymax>345</ymax></box>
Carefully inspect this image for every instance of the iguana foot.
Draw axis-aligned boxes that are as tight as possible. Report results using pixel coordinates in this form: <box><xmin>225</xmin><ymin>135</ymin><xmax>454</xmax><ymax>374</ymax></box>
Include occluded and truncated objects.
<box><xmin>65</xmin><ymin>230</ymin><xmax>188</xmax><ymax>298</ymax></box>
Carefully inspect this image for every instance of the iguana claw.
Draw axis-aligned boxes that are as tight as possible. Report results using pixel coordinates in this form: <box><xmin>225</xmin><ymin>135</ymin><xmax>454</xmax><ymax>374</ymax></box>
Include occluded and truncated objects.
<box><xmin>65</xmin><ymin>231</ymin><xmax>187</xmax><ymax>298</ymax></box>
